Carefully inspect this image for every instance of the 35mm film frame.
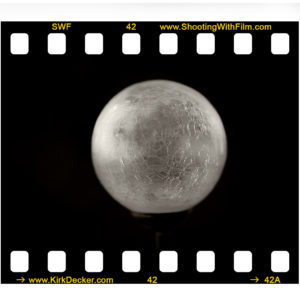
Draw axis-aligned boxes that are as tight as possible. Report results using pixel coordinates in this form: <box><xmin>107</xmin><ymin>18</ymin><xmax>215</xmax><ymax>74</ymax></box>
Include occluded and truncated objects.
<box><xmin>1</xmin><ymin>21</ymin><xmax>299</xmax><ymax>284</ymax></box>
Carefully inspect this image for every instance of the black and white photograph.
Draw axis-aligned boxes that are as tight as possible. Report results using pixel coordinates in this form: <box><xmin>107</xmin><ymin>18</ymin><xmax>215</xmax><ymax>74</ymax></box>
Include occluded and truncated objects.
<box><xmin>1</xmin><ymin>21</ymin><xmax>298</xmax><ymax>284</ymax></box>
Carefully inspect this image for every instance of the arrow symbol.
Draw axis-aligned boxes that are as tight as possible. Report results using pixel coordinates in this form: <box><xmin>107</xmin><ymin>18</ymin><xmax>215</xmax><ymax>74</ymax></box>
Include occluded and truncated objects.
<box><xmin>250</xmin><ymin>276</ymin><xmax>259</xmax><ymax>283</ymax></box>
<box><xmin>16</xmin><ymin>277</ymin><xmax>25</xmax><ymax>283</ymax></box>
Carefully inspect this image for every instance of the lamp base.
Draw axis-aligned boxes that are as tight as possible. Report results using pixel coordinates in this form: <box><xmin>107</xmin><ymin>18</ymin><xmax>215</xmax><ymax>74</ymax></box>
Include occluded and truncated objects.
<box><xmin>130</xmin><ymin>210</ymin><xmax>193</xmax><ymax>249</ymax></box>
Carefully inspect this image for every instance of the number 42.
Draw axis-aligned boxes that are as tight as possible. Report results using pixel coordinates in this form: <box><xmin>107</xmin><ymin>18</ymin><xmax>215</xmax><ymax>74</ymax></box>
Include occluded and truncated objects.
<box><xmin>147</xmin><ymin>276</ymin><xmax>158</xmax><ymax>284</ymax></box>
<box><xmin>126</xmin><ymin>23</ymin><xmax>136</xmax><ymax>30</ymax></box>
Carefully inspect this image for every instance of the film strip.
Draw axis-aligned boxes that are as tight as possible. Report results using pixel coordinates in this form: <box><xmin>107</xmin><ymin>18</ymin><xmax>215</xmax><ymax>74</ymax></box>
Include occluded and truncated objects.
<box><xmin>1</xmin><ymin>22</ymin><xmax>299</xmax><ymax>284</ymax></box>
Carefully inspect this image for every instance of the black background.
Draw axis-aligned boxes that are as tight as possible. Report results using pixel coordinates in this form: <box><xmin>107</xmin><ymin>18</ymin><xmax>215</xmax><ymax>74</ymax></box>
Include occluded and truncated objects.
<box><xmin>1</xmin><ymin>22</ymin><xmax>299</xmax><ymax>283</ymax></box>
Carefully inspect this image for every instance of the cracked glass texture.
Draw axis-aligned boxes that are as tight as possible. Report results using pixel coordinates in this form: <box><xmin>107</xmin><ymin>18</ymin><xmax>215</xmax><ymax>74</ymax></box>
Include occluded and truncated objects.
<box><xmin>92</xmin><ymin>80</ymin><xmax>227</xmax><ymax>213</ymax></box>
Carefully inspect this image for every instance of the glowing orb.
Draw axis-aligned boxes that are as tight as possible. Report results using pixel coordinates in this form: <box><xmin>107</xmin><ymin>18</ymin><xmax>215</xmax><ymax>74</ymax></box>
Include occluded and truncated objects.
<box><xmin>92</xmin><ymin>80</ymin><xmax>227</xmax><ymax>213</ymax></box>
